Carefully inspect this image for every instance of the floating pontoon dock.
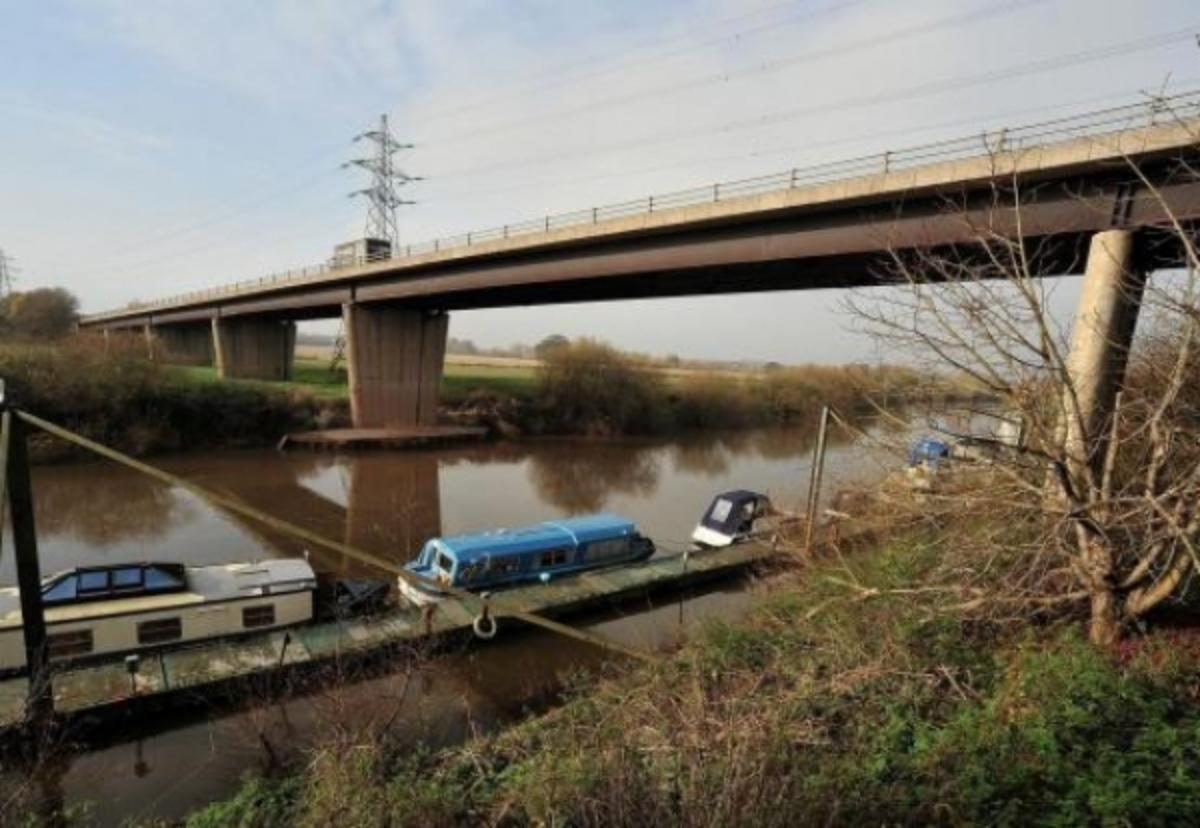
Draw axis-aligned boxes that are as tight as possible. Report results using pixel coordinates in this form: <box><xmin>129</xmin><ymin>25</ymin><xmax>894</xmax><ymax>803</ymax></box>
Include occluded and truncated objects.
<box><xmin>0</xmin><ymin>541</ymin><xmax>778</xmax><ymax>734</ymax></box>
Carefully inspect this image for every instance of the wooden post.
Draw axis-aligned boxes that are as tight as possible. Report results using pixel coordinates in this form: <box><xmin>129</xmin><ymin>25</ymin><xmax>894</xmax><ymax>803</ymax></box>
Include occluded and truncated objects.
<box><xmin>804</xmin><ymin>406</ymin><xmax>831</xmax><ymax>552</ymax></box>
<box><xmin>4</xmin><ymin>410</ymin><xmax>54</xmax><ymax>727</ymax></box>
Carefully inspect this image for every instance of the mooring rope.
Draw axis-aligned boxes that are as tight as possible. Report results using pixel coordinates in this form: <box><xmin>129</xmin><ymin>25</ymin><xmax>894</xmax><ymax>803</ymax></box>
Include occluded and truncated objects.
<box><xmin>18</xmin><ymin>411</ymin><xmax>659</xmax><ymax>664</ymax></box>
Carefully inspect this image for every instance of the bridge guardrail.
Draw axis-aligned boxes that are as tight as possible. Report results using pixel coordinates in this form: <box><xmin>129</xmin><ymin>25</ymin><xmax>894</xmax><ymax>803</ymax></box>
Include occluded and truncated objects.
<box><xmin>101</xmin><ymin>90</ymin><xmax>1200</xmax><ymax>319</ymax></box>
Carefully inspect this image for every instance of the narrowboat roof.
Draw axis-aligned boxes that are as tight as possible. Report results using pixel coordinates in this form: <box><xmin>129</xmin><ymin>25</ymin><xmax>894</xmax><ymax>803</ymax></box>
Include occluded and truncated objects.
<box><xmin>430</xmin><ymin>514</ymin><xmax>637</xmax><ymax>564</ymax></box>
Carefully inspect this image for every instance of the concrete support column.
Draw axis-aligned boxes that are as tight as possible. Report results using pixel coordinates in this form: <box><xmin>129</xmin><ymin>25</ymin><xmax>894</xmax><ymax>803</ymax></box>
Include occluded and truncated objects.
<box><xmin>1061</xmin><ymin>229</ymin><xmax>1146</xmax><ymax>479</ymax></box>
<box><xmin>142</xmin><ymin>323</ymin><xmax>157</xmax><ymax>361</ymax></box>
<box><xmin>156</xmin><ymin>323</ymin><xmax>215</xmax><ymax>366</ymax></box>
<box><xmin>211</xmin><ymin>317</ymin><xmax>296</xmax><ymax>381</ymax></box>
<box><xmin>344</xmin><ymin>303</ymin><xmax>449</xmax><ymax>428</ymax></box>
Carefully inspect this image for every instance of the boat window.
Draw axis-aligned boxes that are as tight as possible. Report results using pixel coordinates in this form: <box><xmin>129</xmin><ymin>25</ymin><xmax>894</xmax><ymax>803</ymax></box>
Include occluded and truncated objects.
<box><xmin>709</xmin><ymin>498</ymin><xmax>734</xmax><ymax>522</ymax></box>
<box><xmin>585</xmin><ymin>539</ymin><xmax>629</xmax><ymax>562</ymax></box>
<box><xmin>487</xmin><ymin>557</ymin><xmax>521</xmax><ymax>576</ymax></box>
<box><xmin>242</xmin><ymin>605</ymin><xmax>276</xmax><ymax>629</ymax></box>
<box><xmin>47</xmin><ymin>630</ymin><xmax>93</xmax><ymax>659</ymax></box>
<box><xmin>537</xmin><ymin>549</ymin><xmax>570</xmax><ymax>568</ymax></box>
<box><xmin>138</xmin><ymin>617</ymin><xmax>183</xmax><ymax>645</ymax></box>
<box><xmin>144</xmin><ymin>566</ymin><xmax>185</xmax><ymax>591</ymax></box>
<box><xmin>111</xmin><ymin>568</ymin><xmax>144</xmax><ymax>590</ymax></box>
<box><xmin>42</xmin><ymin>575</ymin><xmax>79</xmax><ymax>604</ymax></box>
<box><xmin>436</xmin><ymin>552</ymin><xmax>455</xmax><ymax>575</ymax></box>
<box><xmin>78</xmin><ymin>570</ymin><xmax>109</xmax><ymax>593</ymax></box>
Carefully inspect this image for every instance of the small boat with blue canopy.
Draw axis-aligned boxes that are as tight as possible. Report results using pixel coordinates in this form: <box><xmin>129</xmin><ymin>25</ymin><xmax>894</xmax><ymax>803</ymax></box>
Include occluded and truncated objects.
<box><xmin>398</xmin><ymin>514</ymin><xmax>655</xmax><ymax>605</ymax></box>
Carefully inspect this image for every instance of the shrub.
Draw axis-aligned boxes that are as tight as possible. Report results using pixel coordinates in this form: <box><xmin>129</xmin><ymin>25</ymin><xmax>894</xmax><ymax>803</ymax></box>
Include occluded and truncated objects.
<box><xmin>535</xmin><ymin>339</ymin><xmax>668</xmax><ymax>435</ymax></box>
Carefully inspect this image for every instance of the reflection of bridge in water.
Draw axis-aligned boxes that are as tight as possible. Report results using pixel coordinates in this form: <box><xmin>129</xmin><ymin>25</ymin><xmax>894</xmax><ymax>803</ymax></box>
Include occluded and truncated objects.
<box><xmin>208</xmin><ymin>423</ymin><xmax>868</xmax><ymax>570</ymax></box>
<box><xmin>206</xmin><ymin>452</ymin><xmax>445</xmax><ymax>576</ymax></box>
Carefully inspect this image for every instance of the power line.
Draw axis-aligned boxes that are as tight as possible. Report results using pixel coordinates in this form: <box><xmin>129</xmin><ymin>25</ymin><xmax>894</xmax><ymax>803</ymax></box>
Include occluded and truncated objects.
<box><xmin>426</xmin><ymin>26</ymin><xmax>1200</xmax><ymax>183</ymax></box>
<box><xmin>418</xmin><ymin>0</ymin><xmax>1047</xmax><ymax>148</ymax></box>
<box><xmin>412</xmin><ymin>0</ymin><xmax>872</xmax><ymax>130</ymax></box>
<box><xmin>421</xmin><ymin>79</ymin><xmax>1200</xmax><ymax>205</ymax></box>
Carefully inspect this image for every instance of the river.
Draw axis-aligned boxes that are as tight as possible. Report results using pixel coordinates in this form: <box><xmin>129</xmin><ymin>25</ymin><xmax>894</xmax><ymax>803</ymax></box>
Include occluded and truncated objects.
<box><xmin>0</xmin><ymin>423</ymin><xmax>904</xmax><ymax>825</ymax></box>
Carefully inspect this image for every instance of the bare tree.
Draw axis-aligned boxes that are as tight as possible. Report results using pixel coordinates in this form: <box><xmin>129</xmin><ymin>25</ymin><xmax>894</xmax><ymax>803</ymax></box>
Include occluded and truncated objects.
<box><xmin>848</xmin><ymin>145</ymin><xmax>1200</xmax><ymax>645</ymax></box>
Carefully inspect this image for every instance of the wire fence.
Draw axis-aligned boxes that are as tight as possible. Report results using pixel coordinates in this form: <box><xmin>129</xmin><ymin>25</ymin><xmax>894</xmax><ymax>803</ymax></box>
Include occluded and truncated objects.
<box><xmin>95</xmin><ymin>90</ymin><xmax>1200</xmax><ymax>320</ymax></box>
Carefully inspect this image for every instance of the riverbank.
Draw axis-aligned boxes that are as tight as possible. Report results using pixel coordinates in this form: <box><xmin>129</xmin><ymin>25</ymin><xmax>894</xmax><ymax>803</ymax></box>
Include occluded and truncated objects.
<box><xmin>174</xmin><ymin>496</ymin><xmax>1200</xmax><ymax>827</ymax></box>
<box><xmin>0</xmin><ymin>338</ymin><xmax>948</xmax><ymax>459</ymax></box>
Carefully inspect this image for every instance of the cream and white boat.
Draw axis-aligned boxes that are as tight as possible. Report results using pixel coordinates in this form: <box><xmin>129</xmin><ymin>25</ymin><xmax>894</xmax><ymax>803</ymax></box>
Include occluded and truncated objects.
<box><xmin>0</xmin><ymin>559</ymin><xmax>318</xmax><ymax>674</ymax></box>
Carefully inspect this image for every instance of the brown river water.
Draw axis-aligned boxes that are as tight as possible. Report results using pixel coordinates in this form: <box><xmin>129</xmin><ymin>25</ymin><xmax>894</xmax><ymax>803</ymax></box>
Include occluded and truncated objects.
<box><xmin>0</xmin><ymin>424</ymin><xmax>905</xmax><ymax>825</ymax></box>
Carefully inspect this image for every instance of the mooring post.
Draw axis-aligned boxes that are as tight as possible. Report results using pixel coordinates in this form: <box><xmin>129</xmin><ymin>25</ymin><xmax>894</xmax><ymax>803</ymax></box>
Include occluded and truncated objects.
<box><xmin>804</xmin><ymin>406</ymin><xmax>832</xmax><ymax>553</ymax></box>
<box><xmin>3</xmin><ymin>408</ymin><xmax>55</xmax><ymax>728</ymax></box>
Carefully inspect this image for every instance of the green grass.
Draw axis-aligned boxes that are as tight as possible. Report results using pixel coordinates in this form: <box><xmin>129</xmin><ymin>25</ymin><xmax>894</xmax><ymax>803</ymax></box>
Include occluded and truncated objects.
<box><xmin>168</xmin><ymin>358</ymin><xmax>538</xmax><ymax>403</ymax></box>
<box><xmin>173</xmin><ymin>508</ymin><xmax>1200</xmax><ymax>827</ymax></box>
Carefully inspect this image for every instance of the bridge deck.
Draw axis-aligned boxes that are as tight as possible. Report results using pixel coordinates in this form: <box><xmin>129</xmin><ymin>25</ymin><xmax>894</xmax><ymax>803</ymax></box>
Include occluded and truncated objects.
<box><xmin>82</xmin><ymin>97</ymin><xmax>1200</xmax><ymax>327</ymax></box>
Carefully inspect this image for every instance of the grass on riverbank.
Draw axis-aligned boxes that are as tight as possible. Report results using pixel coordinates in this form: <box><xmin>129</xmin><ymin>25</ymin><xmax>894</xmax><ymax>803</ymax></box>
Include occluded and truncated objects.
<box><xmin>177</xmin><ymin>496</ymin><xmax>1200</xmax><ymax>828</ymax></box>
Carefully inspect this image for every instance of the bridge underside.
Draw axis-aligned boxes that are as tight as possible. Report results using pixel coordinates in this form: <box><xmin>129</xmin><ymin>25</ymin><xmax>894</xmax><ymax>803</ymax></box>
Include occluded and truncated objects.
<box><xmin>87</xmin><ymin>154</ymin><xmax>1200</xmax><ymax>431</ymax></box>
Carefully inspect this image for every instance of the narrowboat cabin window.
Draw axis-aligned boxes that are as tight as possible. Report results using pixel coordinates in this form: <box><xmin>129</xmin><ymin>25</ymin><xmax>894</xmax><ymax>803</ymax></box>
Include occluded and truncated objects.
<box><xmin>48</xmin><ymin>629</ymin><xmax>94</xmax><ymax>658</ymax></box>
<box><xmin>585</xmin><ymin>539</ymin><xmax>630</xmax><ymax>563</ymax></box>
<box><xmin>537</xmin><ymin>549</ymin><xmax>569</xmax><ymax>568</ymax></box>
<box><xmin>242</xmin><ymin>605</ymin><xmax>276</xmax><ymax>629</ymax></box>
<box><xmin>112</xmin><ymin>567</ymin><xmax>144</xmax><ymax>590</ymax></box>
<box><xmin>40</xmin><ymin>564</ymin><xmax>189</xmax><ymax>606</ymax></box>
<box><xmin>436</xmin><ymin>552</ymin><xmax>455</xmax><ymax>575</ymax></box>
<box><xmin>488</xmin><ymin>557</ymin><xmax>521</xmax><ymax>576</ymax></box>
<box><xmin>137</xmin><ymin>617</ymin><xmax>183</xmax><ymax>645</ymax></box>
<box><xmin>79</xmin><ymin>570</ymin><xmax>109</xmax><ymax>594</ymax></box>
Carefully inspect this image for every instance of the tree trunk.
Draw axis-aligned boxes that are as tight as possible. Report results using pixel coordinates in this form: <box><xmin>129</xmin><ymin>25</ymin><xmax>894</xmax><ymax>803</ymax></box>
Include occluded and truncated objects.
<box><xmin>1077</xmin><ymin>526</ymin><xmax>1120</xmax><ymax>645</ymax></box>
<box><xmin>1088</xmin><ymin>587</ymin><xmax>1120</xmax><ymax>646</ymax></box>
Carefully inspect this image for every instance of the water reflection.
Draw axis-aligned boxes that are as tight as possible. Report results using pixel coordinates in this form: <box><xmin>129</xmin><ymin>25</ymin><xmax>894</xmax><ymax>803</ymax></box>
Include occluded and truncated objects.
<box><xmin>0</xmin><ymin>421</ymin><xmax>904</xmax><ymax>826</ymax></box>
<box><xmin>30</xmin><ymin>463</ymin><xmax>191</xmax><ymax>546</ymax></box>
<box><xmin>527</xmin><ymin>441</ymin><xmax>661</xmax><ymax>514</ymax></box>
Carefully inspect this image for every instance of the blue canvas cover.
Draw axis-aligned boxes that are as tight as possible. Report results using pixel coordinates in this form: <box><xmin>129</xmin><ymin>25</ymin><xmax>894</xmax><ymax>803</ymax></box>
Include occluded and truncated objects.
<box><xmin>908</xmin><ymin>436</ymin><xmax>951</xmax><ymax>467</ymax></box>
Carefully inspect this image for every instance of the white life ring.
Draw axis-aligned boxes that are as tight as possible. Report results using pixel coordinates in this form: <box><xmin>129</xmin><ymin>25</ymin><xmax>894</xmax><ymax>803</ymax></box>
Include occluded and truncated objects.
<box><xmin>472</xmin><ymin>613</ymin><xmax>498</xmax><ymax>640</ymax></box>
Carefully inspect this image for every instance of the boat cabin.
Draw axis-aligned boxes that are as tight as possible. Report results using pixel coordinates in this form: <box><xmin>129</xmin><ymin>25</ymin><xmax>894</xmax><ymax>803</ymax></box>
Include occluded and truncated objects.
<box><xmin>691</xmin><ymin>490</ymin><xmax>775</xmax><ymax>548</ymax></box>
<box><xmin>399</xmin><ymin>514</ymin><xmax>655</xmax><ymax>604</ymax></box>
<box><xmin>0</xmin><ymin>559</ymin><xmax>318</xmax><ymax>674</ymax></box>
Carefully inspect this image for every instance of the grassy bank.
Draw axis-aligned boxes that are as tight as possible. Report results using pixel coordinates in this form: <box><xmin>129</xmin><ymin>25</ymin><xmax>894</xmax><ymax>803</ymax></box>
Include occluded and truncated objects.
<box><xmin>0</xmin><ymin>339</ymin><xmax>341</xmax><ymax>458</ymax></box>
<box><xmin>0</xmin><ymin>338</ymin><xmax>943</xmax><ymax>457</ymax></box>
<box><xmin>173</xmin><ymin>502</ymin><xmax>1200</xmax><ymax>827</ymax></box>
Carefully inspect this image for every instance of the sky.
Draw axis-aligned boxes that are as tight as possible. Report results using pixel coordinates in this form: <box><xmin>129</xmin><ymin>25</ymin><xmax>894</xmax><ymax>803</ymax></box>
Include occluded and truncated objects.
<box><xmin>1</xmin><ymin>0</ymin><xmax>1198</xmax><ymax>363</ymax></box>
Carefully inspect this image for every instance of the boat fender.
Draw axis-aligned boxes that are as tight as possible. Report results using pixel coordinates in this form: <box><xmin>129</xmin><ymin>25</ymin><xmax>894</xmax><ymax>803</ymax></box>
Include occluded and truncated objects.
<box><xmin>472</xmin><ymin>612</ymin><xmax>498</xmax><ymax>640</ymax></box>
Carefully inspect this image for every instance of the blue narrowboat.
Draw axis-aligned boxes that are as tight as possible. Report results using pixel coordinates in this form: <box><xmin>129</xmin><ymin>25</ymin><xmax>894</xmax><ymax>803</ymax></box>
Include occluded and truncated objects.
<box><xmin>398</xmin><ymin>514</ymin><xmax>655</xmax><ymax>605</ymax></box>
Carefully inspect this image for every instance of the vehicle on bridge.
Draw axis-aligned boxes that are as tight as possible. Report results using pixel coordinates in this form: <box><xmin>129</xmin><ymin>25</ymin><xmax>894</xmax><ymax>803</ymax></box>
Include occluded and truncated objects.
<box><xmin>398</xmin><ymin>514</ymin><xmax>656</xmax><ymax>605</ymax></box>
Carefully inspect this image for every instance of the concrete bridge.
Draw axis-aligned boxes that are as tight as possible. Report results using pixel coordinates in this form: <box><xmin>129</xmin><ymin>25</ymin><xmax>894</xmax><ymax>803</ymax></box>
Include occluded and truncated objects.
<box><xmin>80</xmin><ymin>96</ymin><xmax>1200</xmax><ymax>429</ymax></box>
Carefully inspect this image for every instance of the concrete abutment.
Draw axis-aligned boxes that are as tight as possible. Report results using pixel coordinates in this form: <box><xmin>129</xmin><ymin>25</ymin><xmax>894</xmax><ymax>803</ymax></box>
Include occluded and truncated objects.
<box><xmin>212</xmin><ymin>317</ymin><xmax>296</xmax><ymax>381</ymax></box>
<box><xmin>344</xmin><ymin>303</ymin><xmax>449</xmax><ymax>428</ymax></box>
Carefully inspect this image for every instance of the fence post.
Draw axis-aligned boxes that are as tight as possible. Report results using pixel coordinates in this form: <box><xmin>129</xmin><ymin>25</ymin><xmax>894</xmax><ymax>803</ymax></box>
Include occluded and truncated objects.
<box><xmin>2</xmin><ymin>407</ymin><xmax>54</xmax><ymax>730</ymax></box>
<box><xmin>804</xmin><ymin>406</ymin><xmax>832</xmax><ymax>553</ymax></box>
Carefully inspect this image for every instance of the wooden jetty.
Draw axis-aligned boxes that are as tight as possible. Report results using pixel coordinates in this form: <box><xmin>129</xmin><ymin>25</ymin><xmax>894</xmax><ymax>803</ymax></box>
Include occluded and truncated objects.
<box><xmin>277</xmin><ymin>425</ymin><xmax>488</xmax><ymax>451</ymax></box>
<box><xmin>0</xmin><ymin>541</ymin><xmax>779</xmax><ymax>735</ymax></box>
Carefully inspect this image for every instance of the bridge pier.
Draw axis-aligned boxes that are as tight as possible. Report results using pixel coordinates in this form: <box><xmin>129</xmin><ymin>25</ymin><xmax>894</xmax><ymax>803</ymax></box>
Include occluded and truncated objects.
<box><xmin>212</xmin><ymin>317</ymin><xmax>296</xmax><ymax>381</ymax></box>
<box><xmin>155</xmin><ymin>323</ymin><xmax>215</xmax><ymax>366</ymax></box>
<box><xmin>1061</xmin><ymin>229</ymin><xmax>1146</xmax><ymax>478</ymax></box>
<box><xmin>344</xmin><ymin>304</ymin><xmax>448</xmax><ymax>428</ymax></box>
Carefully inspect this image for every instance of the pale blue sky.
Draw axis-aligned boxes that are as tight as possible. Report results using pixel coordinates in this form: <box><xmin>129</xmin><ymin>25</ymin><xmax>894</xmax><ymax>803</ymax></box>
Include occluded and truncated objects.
<box><xmin>1</xmin><ymin>0</ymin><xmax>1197</xmax><ymax>362</ymax></box>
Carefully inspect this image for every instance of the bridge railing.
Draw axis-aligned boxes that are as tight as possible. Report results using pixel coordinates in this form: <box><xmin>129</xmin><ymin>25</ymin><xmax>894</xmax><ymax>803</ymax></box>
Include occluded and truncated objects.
<box><xmin>103</xmin><ymin>90</ymin><xmax>1200</xmax><ymax>319</ymax></box>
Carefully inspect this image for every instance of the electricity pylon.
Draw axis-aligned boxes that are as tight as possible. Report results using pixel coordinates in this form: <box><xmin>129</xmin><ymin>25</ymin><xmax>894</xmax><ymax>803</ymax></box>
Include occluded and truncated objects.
<box><xmin>344</xmin><ymin>114</ymin><xmax>420</xmax><ymax>250</ymax></box>
<box><xmin>0</xmin><ymin>249</ymin><xmax>15</xmax><ymax>296</ymax></box>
